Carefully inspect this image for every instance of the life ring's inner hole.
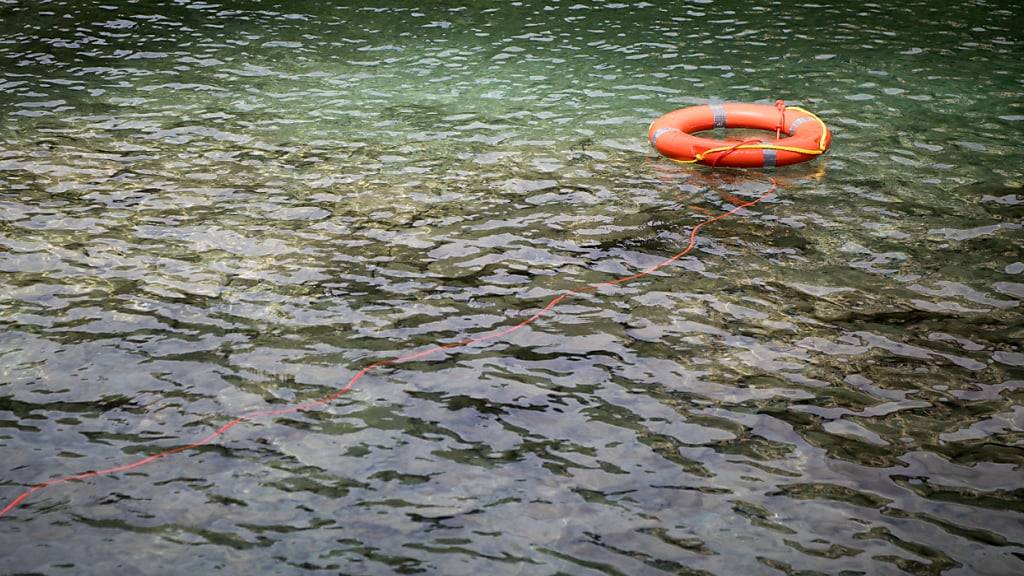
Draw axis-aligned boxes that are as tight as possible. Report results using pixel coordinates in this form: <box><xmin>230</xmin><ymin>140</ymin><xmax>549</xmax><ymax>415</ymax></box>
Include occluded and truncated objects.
<box><xmin>694</xmin><ymin>127</ymin><xmax>780</xmax><ymax>142</ymax></box>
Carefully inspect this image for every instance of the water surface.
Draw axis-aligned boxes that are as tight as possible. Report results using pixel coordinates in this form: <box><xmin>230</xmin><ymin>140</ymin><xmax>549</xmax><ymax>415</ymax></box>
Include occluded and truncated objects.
<box><xmin>2</xmin><ymin>1</ymin><xmax>1023</xmax><ymax>574</ymax></box>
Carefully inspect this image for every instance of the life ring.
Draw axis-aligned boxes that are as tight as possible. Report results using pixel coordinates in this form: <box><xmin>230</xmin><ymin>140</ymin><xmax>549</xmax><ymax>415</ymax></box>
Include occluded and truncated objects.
<box><xmin>648</xmin><ymin>101</ymin><xmax>831</xmax><ymax>168</ymax></box>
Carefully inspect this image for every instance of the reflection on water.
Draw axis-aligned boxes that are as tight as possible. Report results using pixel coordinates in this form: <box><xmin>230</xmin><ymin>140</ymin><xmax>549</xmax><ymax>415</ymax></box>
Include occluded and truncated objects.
<box><xmin>2</xmin><ymin>0</ymin><xmax>1023</xmax><ymax>574</ymax></box>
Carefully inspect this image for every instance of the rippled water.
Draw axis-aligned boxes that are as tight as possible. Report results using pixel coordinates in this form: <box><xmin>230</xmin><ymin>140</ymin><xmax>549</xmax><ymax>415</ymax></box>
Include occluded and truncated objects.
<box><xmin>2</xmin><ymin>1</ymin><xmax>1023</xmax><ymax>574</ymax></box>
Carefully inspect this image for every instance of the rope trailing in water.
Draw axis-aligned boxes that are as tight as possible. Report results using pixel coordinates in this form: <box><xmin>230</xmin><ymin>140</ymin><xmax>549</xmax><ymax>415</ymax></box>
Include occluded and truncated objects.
<box><xmin>0</xmin><ymin>176</ymin><xmax>778</xmax><ymax>520</ymax></box>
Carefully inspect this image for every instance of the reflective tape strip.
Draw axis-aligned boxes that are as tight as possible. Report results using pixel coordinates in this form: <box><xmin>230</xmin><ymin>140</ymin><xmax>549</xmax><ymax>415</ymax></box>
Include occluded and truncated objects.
<box><xmin>788</xmin><ymin>116</ymin><xmax>812</xmax><ymax>135</ymax></box>
<box><xmin>650</xmin><ymin>127</ymin><xmax>680</xmax><ymax>146</ymax></box>
<box><xmin>710</xmin><ymin>104</ymin><xmax>727</xmax><ymax>128</ymax></box>
<box><xmin>762</xmin><ymin>148</ymin><xmax>777</xmax><ymax>168</ymax></box>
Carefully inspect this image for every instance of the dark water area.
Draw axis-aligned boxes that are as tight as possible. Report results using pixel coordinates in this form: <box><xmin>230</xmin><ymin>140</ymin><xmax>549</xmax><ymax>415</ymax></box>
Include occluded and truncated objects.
<box><xmin>1</xmin><ymin>0</ymin><xmax>1023</xmax><ymax>574</ymax></box>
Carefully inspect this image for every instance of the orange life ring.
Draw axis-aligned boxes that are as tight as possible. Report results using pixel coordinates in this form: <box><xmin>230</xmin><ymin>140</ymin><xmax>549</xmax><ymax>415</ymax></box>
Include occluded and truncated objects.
<box><xmin>648</xmin><ymin>102</ymin><xmax>831</xmax><ymax>168</ymax></box>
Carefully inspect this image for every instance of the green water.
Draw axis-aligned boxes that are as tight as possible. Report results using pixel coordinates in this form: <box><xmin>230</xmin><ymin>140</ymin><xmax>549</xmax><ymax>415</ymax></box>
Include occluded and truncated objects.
<box><xmin>1</xmin><ymin>1</ymin><xmax>1023</xmax><ymax>574</ymax></box>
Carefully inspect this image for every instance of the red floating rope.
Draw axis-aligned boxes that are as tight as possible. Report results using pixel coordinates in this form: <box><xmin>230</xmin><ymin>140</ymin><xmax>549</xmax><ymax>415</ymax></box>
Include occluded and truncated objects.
<box><xmin>0</xmin><ymin>176</ymin><xmax>777</xmax><ymax>520</ymax></box>
<box><xmin>774</xmin><ymin>99</ymin><xmax>787</xmax><ymax>141</ymax></box>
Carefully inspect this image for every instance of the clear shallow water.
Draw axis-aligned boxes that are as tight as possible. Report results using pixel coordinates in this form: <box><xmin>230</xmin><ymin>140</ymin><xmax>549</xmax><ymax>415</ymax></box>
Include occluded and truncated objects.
<box><xmin>1</xmin><ymin>0</ymin><xmax>1023</xmax><ymax>573</ymax></box>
